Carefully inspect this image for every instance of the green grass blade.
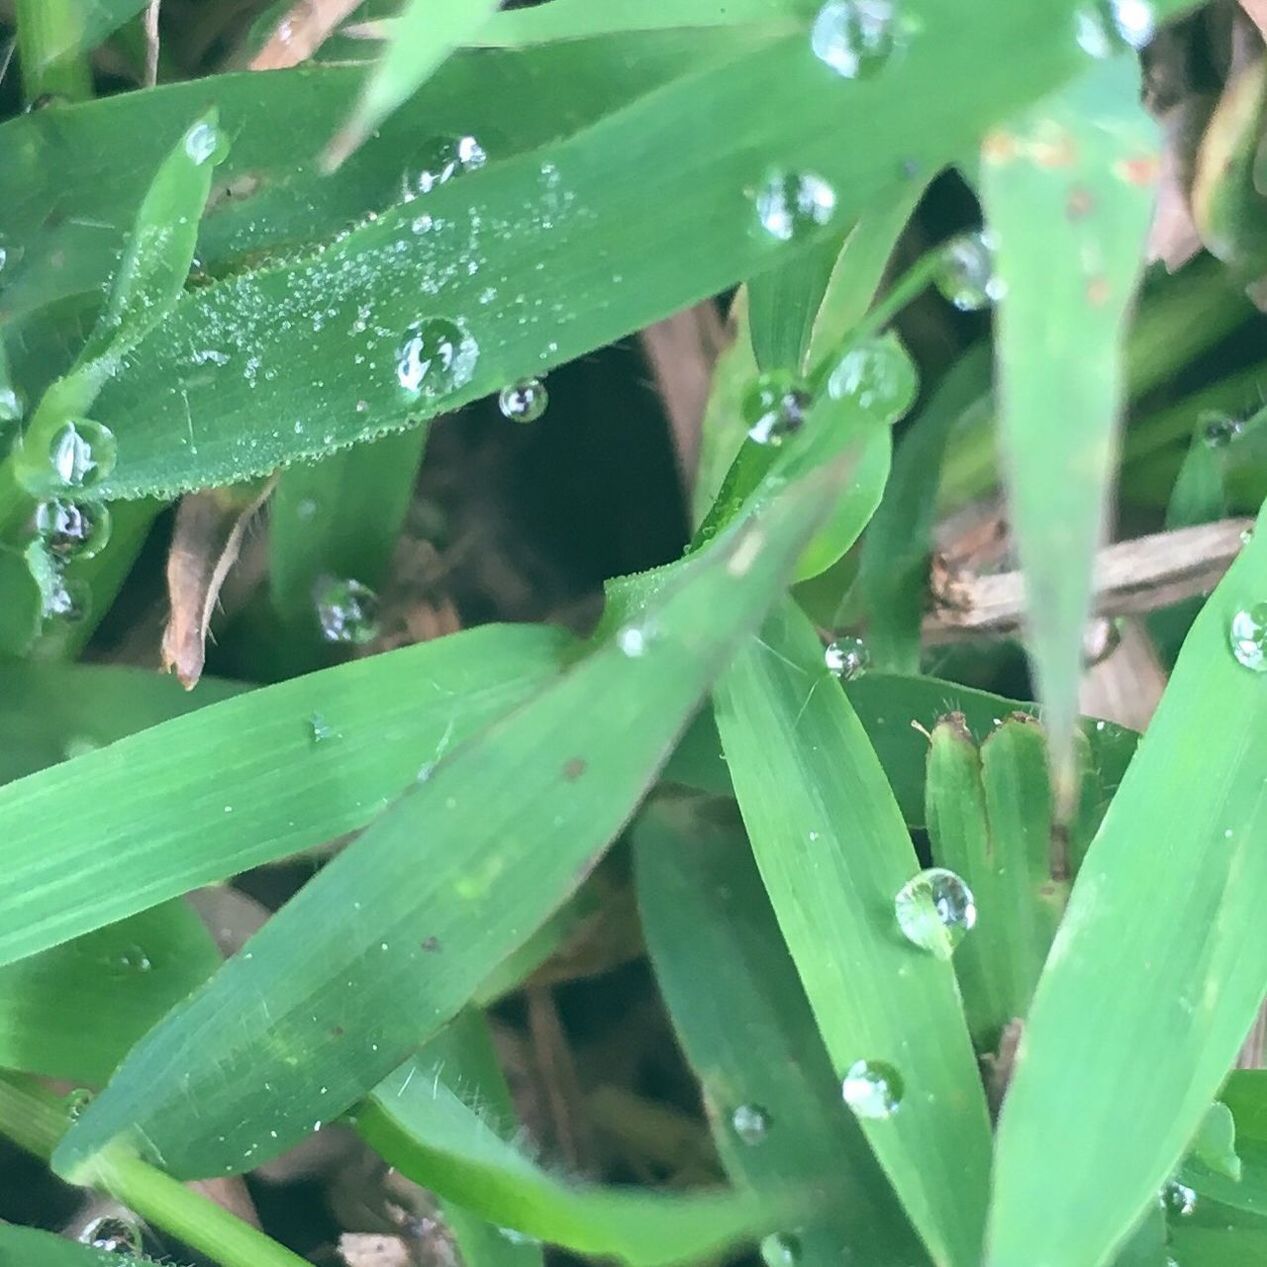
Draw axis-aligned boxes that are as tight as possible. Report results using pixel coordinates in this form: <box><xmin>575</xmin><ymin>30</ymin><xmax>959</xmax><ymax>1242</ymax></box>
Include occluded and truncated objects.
<box><xmin>748</xmin><ymin>232</ymin><xmax>849</xmax><ymax>373</ymax></box>
<box><xmin>988</xmin><ymin>501</ymin><xmax>1267</xmax><ymax>1265</ymax></box>
<box><xmin>0</xmin><ymin>1225</ymin><xmax>138</xmax><ymax>1267</ymax></box>
<box><xmin>17</xmin><ymin>0</ymin><xmax>148</xmax><ymax>72</ymax></box>
<box><xmin>359</xmin><ymin>1009</ymin><xmax>773</xmax><ymax>1264</ymax></box>
<box><xmin>634</xmin><ymin>795</ymin><xmax>925</xmax><ymax>1264</ymax></box>
<box><xmin>0</xmin><ymin>624</ymin><xmax>571</xmax><ymax>967</ymax></box>
<box><xmin>714</xmin><ymin>601</ymin><xmax>992</xmax><ymax>1267</ymax></box>
<box><xmin>0</xmin><ymin>900</ymin><xmax>220</xmax><ymax>1085</ymax></box>
<box><xmin>982</xmin><ymin>58</ymin><xmax>1157</xmax><ymax>795</ymax></box>
<box><xmin>53</xmin><ymin>452</ymin><xmax>848</xmax><ymax>1181</ymax></box>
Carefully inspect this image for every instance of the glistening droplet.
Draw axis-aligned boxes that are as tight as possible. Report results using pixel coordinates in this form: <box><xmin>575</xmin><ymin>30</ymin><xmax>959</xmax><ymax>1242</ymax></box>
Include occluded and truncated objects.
<box><xmin>934</xmin><ymin>230</ymin><xmax>1003</xmax><ymax>311</ymax></box>
<box><xmin>1201</xmin><ymin>413</ymin><xmax>1243</xmax><ymax>448</ymax></box>
<box><xmin>1075</xmin><ymin>0</ymin><xmax>1155</xmax><ymax>58</ymax></box>
<box><xmin>824</xmin><ymin>636</ymin><xmax>869</xmax><ymax>681</ymax></box>
<box><xmin>315</xmin><ymin>576</ymin><xmax>380</xmax><ymax>646</ymax></box>
<box><xmin>731</xmin><ymin>1103</ymin><xmax>772</xmax><ymax>1145</ymax></box>
<box><xmin>1162</xmin><ymin>1180</ymin><xmax>1197</xmax><ymax>1217</ymax></box>
<box><xmin>80</xmin><ymin>1214</ymin><xmax>143</xmax><ymax>1254</ymax></box>
<box><xmin>811</xmin><ymin>0</ymin><xmax>900</xmax><ymax>79</ymax></box>
<box><xmin>743</xmin><ymin>372</ymin><xmax>809</xmax><ymax>446</ymax></box>
<box><xmin>754</xmin><ymin>169</ymin><xmax>837</xmax><ymax>242</ymax></box>
<box><xmin>396</xmin><ymin>317</ymin><xmax>478</xmax><ymax>401</ymax></box>
<box><xmin>1230</xmin><ymin>603</ymin><xmax>1267</xmax><ymax>671</ymax></box>
<box><xmin>894</xmin><ymin>867</ymin><xmax>976</xmax><ymax>958</ymax></box>
<box><xmin>827</xmin><ymin>331</ymin><xmax>918</xmax><ymax>424</ymax></box>
<box><xmin>41</xmin><ymin>419</ymin><xmax>118</xmax><ymax>490</ymax></box>
<box><xmin>841</xmin><ymin>1059</ymin><xmax>903</xmax><ymax>1118</ymax></box>
<box><xmin>405</xmin><ymin>134</ymin><xmax>487</xmax><ymax>197</ymax></box>
<box><xmin>499</xmin><ymin>377</ymin><xmax>548</xmax><ymax>423</ymax></box>
<box><xmin>33</xmin><ymin>498</ymin><xmax>111</xmax><ymax>560</ymax></box>
<box><xmin>760</xmin><ymin>1232</ymin><xmax>802</xmax><ymax>1266</ymax></box>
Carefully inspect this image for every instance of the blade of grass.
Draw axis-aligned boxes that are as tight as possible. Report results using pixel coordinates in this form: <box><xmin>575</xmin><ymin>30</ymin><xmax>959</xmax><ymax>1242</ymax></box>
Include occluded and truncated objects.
<box><xmin>15</xmin><ymin>0</ymin><xmax>93</xmax><ymax>101</ymax></box>
<box><xmin>987</xmin><ymin>499</ymin><xmax>1267</xmax><ymax>1265</ymax></box>
<box><xmin>0</xmin><ymin>1225</ymin><xmax>142</xmax><ymax>1266</ymax></box>
<box><xmin>748</xmin><ymin>232</ymin><xmax>849</xmax><ymax>374</ymax></box>
<box><xmin>634</xmin><ymin>794</ymin><xmax>925</xmax><ymax>1264</ymax></box>
<box><xmin>981</xmin><ymin>58</ymin><xmax>1157</xmax><ymax>799</ymax></box>
<box><xmin>714</xmin><ymin>600</ymin><xmax>993</xmax><ymax>1267</ymax></box>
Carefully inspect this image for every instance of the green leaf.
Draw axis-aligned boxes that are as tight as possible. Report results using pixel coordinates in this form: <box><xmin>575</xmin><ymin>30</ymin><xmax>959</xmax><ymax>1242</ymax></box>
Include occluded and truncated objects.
<box><xmin>0</xmin><ymin>624</ymin><xmax>571</xmax><ymax>967</ymax></box>
<box><xmin>0</xmin><ymin>900</ymin><xmax>220</xmax><ymax>1085</ymax></box>
<box><xmin>53</xmin><ymin>448</ymin><xmax>849</xmax><ymax>1181</ymax></box>
<box><xmin>981</xmin><ymin>59</ymin><xmax>1157</xmax><ymax>793</ymax></box>
<box><xmin>748</xmin><ymin>231</ymin><xmax>849</xmax><ymax>373</ymax></box>
<box><xmin>634</xmin><ymin>795</ymin><xmax>925</xmax><ymax>1265</ymax></box>
<box><xmin>714</xmin><ymin>601</ymin><xmax>992</xmax><ymax>1267</ymax></box>
<box><xmin>988</xmin><ymin>501</ymin><xmax>1267</xmax><ymax>1265</ymax></box>
<box><xmin>17</xmin><ymin>0</ymin><xmax>149</xmax><ymax>73</ymax></box>
<box><xmin>359</xmin><ymin>1010</ymin><xmax>775</xmax><ymax>1265</ymax></box>
<box><xmin>0</xmin><ymin>1225</ymin><xmax>132</xmax><ymax>1267</ymax></box>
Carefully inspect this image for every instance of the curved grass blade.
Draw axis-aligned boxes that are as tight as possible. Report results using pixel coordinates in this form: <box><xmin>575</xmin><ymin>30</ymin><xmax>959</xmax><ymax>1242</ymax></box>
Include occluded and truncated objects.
<box><xmin>634</xmin><ymin>795</ymin><xmax>925</xmax><ymax>1265</ymax></box>
<box><xmin>748</xmin><ymin>232</ymin><xmax>849</xmax><ymax>374</ymax></box>
<box><xmin>0</xmin><ymin>900</ymin><xmax>220</xmax><ymax>1085</ymax></box>
<box><xmin>0</xmin><ymin>623</ymin><xmax>572</xmax><ymax>968</ymax></box>
<box><xmin>0</xmin><ymin>1225</ymin><xmax>140</xmax><ymax>1267</ymax></box>
<box><xmin>16</xmin><ymin>0</ymin><xmax>149</xmax><ymax>74</ymax></box>
<box><xmin>53</xmin><ymin>452</ymin><xmax>849</xmax><ymax>1181</ymax></box>
<box><xmin>714</xmin><ymin>601</ymin><xmax>992</xmax><ymax>1266</ymax></box>
<box><xmin>981</xmin><ymin>58</ymin><xmax>1157</xmax><ymax>801</ymax></box>
<box><xmin>359</xmin><ymin>1009</ymin><xmax>775</xmax><ymax>1264</ymax></box>
<box><xmin>988</xmin><ymin>501</ymin><xmax>1267</xmax><ymax>1266</ymax></box>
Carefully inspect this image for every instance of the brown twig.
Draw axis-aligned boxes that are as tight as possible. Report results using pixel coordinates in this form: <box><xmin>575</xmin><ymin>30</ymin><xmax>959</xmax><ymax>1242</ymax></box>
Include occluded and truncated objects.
<box><xmin>143</xmin><ymin>1</ymin><xmax>160</xmax><ymax>87</ymax></box>
<box><xmin>249</xmin><ymin>0</ymin><xmax>366</xmax><ymax>71</ymax></box>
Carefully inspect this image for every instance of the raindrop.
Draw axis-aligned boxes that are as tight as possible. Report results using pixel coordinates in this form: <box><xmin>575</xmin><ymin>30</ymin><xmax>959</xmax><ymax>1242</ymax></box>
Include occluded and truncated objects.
<box><xmin>731</xmin><ymin>1103</ymin><xmax>772</xmax><ymax>1145</ymax></box>
<box><xmin>1230</xmin><ymin>603</ymin><xmax>1267</xmax><ymax>671</ymax></box>
<box><xmin>1075</xmin><ymin>0</ymin><xmax>1155</xmax><ymax>58</ymax></box>
<box><xmin>80</xmin><ymin>1214</ymin><xmax>142</xmax><ymax>1254</ymax></box>
<box><xmin>499</xmin><ymin>377</ymin><xmax>548</xmax><ymax>423</ymax></box>
<box><xmin>1162</xmin><ymin>1180</ymin><xmax>1197</xmax><ymax>1217</ymax></box>
<box><xmin>935</xmin><ymin>230</ymin><xmax>1004</xmax><ymax>311</ymax></box>
<box><xmin>119</xmin><ymin>944</ymin><xmax>153</xmax><ymax>972</ymax></box>
<box><xmin>405</xmin><ymin>134</ymin><xmax>487</xmax><ymax>197</ymax></box>
<box><xmin>1242</xmin><ymin>526</ymin><xmax>1255</xmax><ymax>547</ymax></box>
<box><xmin>841</xmin><ymin>1058</ymin><xmax>904</xmax><ymax>1118</ymax></box>
<box><xmin>1201</xmin><ymin>413</ymin><xmax>1243</xmax><ymax>448</ymax></box>
<box><xmin>617</xmin><ymin>625</ymin><xmax>650</xmax><ymax>658</ymax></box>
<box><xmin>743</xmin><ymin>372</ymin><xmax>809</xmax><ymax>446</ymax></box>
<box><xmin>825</xmin><ymin>635</ymin><xmax>869</xmax><ymax>681</ymax></box>
<box><xmin>827</xmin><ymin>332</ymin><xmax>919</xmax><ymax>423</ymax></box>
<box><xmin>754</xmin><ymin>169</ymin><xmax>838</xmax><ymax>243</ymax></box>
<box><xmin>64</xmin><ymin>1088</ymin><xmax>93</xmax><ymax>1120</ymax></box>
<box><xmin>811</xmin><ymin>0</ymin><xmax>899</xmax><ymax>79</ymax></box>
<box><xmin>0</xmin><ymin>386</ymin><xmax>22</xmax><ymax>424</ymax></box>
<box><xmin>308</xmin><ymin>713</ymin><xmax>336</xmax><ymax>743</ymax></box>
<box><xmin>396</xmin><ymin>317</ymin><xmax>478</xmax><ymax>401</ymax></box>
<box><xmin>315</xmin><ymin>576</ymin><xmax>380</xmax><ymax>645</ymax></box>
<box><xmin>44</xmin><ymin>419</ymin><xmax>118</xmax><ymax>490</ymax></box>
<box><xmin>33</xmin><ymin>498</ymin><xmax>111</xmax><ymax>560</ymax></box>
<box><xmin>42</xmin><ymin>574</ymin><xmax>90</xmax><ymax>624</ymax></box>
<box><xmin>760</xmin><ymin>1231</ymin><xmax>802</xmax><ymax>1266</ymax></box>
<box><xmin>894</xmin><ymin>867</ymin><xmax>977</xmax><ymax>958</ymax></box>
<box><xmin>184</xmin><ymin>119</ymin><xmax>222</xmax><ymax>165</ymax></box>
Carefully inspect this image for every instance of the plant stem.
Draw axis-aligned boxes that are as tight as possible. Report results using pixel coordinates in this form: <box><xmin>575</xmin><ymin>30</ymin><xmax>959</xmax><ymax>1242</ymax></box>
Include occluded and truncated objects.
<box><xmin>0</xmin><ymin>1075</ymin><xmax>310</xmax><ymax>1267</ymax></box>
<box><xmin>15</xmin><ymin>0</ymin><xmax>93</xmax><ymax>102</ymax></box>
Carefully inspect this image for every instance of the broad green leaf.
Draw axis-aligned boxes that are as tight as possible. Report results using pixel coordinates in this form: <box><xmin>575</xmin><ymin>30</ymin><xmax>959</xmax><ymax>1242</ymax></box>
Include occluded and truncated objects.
<box><xmin>988</xmin><ymin>500</ymin><xmax>1267</xmax><ymax>1266</ymax></box>
<box><xmin>0</xmin><ymin>623</ymin><xmax>572</xmax><ymax>967</ymax></box>
<box><xmin>714</xmin><ymin>601</ymin><xmax>992</xmax><ymax>1267</ymax></box>
<box><xmin>54</xmin><ymin>448</ymin><xmax>849</xmax><ymax>1181</ymax></box>
<box><xmin>69</xmin><ymin>3</ymin><xmax>1101</xmax><ymax>501</ymax></box>
<box><xmin>359</xmin><ymin>1010</ymin><xmax>775</xmax><ymax>1264</ymax></box>
<box><xmin>0</xmin><ymin>899</ymin><xmax>220</xmax><ymax>1085</ymax></box>
<box><xmin>982</xmin><ymin>59</ymin><xmax>1157</xmax><ymax>792</ymax></box>
<box><xmin>476</xmin><ymin>0</ymin><xmax>803</xmax><ymax>45</ymax></box>
<box><xmin>0</xmin><ymin>1225</ymin><xmax>133</xmax><ymax>1267</ymax></box>
<box><xmin>634</xmin><ymin>795</ymin><xmax>925</xmax><ymax>1265</ymax></box>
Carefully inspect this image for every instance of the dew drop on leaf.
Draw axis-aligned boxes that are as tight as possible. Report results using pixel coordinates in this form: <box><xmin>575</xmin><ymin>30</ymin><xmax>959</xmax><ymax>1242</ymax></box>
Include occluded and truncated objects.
<box><xmin>894</xmin><ymin>867</ymin><xmax>976</xmax><ymax>958</ymax></box>
<box><xmin>184</xmin><ymin>119</ymin><xmax>222</xmax><ymax>165</ymax></box>
<box><xmin>118</xmin><ymin>943</ymin><xmax>153</xmax><ymax>972</ymax></box>
<box><xmin>754</xmin><ymin>169</ymin><xmax>837</xmax><ymax>243</ymax></box>
<box><xmin>308</xmin><ymin>713</ymin><xmax>336</xmax><ymax>744</ymax></box>
<box><xmin>64</xmin><ymin>1087</ymin><xmax>93</xmax><ymax>1120</ymax></box>
<box><xmin>743</xmin><ymin>372</ymin><xmax>808</xmax><ymax>446</ymax></box>
<box><xmin>934</xmin><ymin>230</ymin><xmax>1003</xmax><ymax>311</ymax></box>
<box><xmin>1075</xmin><ymin>0</ymin><xmax>1155</xmax><ymax>58</ymax></box>
<box><xmin>841</xmin><ymin>1058</ymin><xmax>904</xmax><ymax>1118</ymax></box>
<box><xmin>36</xmin><ymin>419</ymin><xmax>118</xmax><ymax>491</ymax></box>
<box><xmin>34</xmin><ymin>498</ymin><xmax>111</xmax><ymax>560</ymax></box>
<box><xmin>811</xmin><ymin>0</ymin><xmax>899</xmax><ymax>79</ymax></box>
<box><xmin>824</xmin><ymin>635</ymin><xmax>869</xmax><ymax>681</ymax></box>
<box><xmin>826</xmin><ymin>332</ymin><xmax>919</xmax><ymax>423</ymax></box>
<box><xmin>80</xmin><ymin>1214</ymin><xmax>143</xmax><ymax>1254</ymax></box>
<box><xmin>731</xmin><ymin>1102</ymin><xmax>772</xmax><ymax>1145</ymax></box>
<box><xmin>760</xmin><ymin>1231</ymin><xmax>802</xmax><ymax>1266</ymax></box>
<box><xmin>404</xmin><ymin>134</ymin><xmax>487</xmax><ymax>198</ymax></box>
<box><xmin>396</xmin><ymin>318</ymin><xmax>479</xmax><ymax>401</ymax></box>
<box><xmin>1201</xmin><ymin>413</ymin><xmax>1243</xmax><ymax>448</ymax></box>
<box><xmin>1161</xmin><ymin>1180</ymin><xmax>1197</xmax><ymax>1217</ymax></box>
<box><xmin>0</xmin><ymin>386</ymin><xmax>22</xmax><ymax>425</ymax></box>
<box><xmin>315</xmin><ymin>576</ymin><xmax>380</xmax><ymax>645</ymax></box>
<box><xmin>499</xmin><ymin>377</ymin><xmax>549</xmax><ymax>423</ymax></box>
<box><xmin>1229</xmin><ymin>603</ymin><xmax>1267</xmax><ymax>671</ymax></box>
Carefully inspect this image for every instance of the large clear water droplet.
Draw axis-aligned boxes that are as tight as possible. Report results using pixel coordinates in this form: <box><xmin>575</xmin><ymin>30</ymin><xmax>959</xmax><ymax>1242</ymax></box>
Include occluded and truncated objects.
<box><xmin>184</xmin><ymin>118</ymin><xmax>223</xmax><ymax>165</ymax></box>
<box><xmin>731</xmin><ymin>1103</ymin><xmax>772</xmax><ymax>1145</ymax></box>
<box><xmin>43</xmin><ymin>575</ymin><xmax>90</xmax><ymax>623</ymax></box>
<box><xmin>894</xmin><ymin>867</ymin><xmax>976</xmax><ymax>958</ymax></box>
<box><xmin>42</xmin><ymin>419</ymin><xmax>118</xmax><ymax>490</ymax></box>
<box><xmin>405</xmin><ymin>134</ymin><xmax>487</xmax><ymax>198</ymax></box>
<box><xmin>308</xmin><ymin>713</ymin><xmax>336</xmax><ymax>744</ymax></box>
<box><xmin>1075</xmin><ymin>0</ymin><xmax>1155</xmax><ymax>58</ymax></box>
<box><xmin>811</xmin><ymin>0</ymin><xmax>899</xmax><ymax>79</ymax></box>
<box><xmin>64</xmin><ymin>1087</ymin><xmax>93</xmax><ymax>1120</ymax></box>
<box><xmin>825</xmin><ymin>635</ymin><xmax>869</xmax><ymax>681</ymax></box>
<box><xmin>935</xmin><ymin>230</ymin><xmax>1004</xmax><ymax>311</ymax></box>
<box><xmin>396</xmin><ymin>318</ymin><xmax>478</xmax><ymax>401</ymax></box>
<box><xmin>499</xmin><ymin>377</ymin><xmax>548</xmax><ymax>423</ymax></box>
<box><xmin>841</xmin><ymin>1059</ymin><xmax>904</xmax><ymax>1118</ymax></box>
<box><xmin>743</xmin><ymin>372</ymin><xmax>809</xmax><ymax>446</ymax></box>
<box><xmin>754</xmin><ymin>169</ymin><xmax>838</xmax><ymax>242</ymax></box>
<box><xmin>315</xmin><ymin>576</ymin><xmax>380</xmax><ymax>645</ymax></box>
<box><xmin>1230</xmin><ymin>603</ymin><xmax>1267</xmax><ymax>671</ymax></box>
<box><xmin>34</xmin><ymin>498</ymin><xmax>111</xmax><ymax>561</ymax></box>
<box><xmin>1162</xmin><ymin>1180</ymin><xmax>1197</xmax><ymax>1217</ymax></box>
<box><xmin>80</xmin><ymin>1215</ymin><xmax>143</xmax><ymax>1254</ymax></box>
<box><xmin>1201</xmin><ymin>412</ymin><xmax>1243</xmax><ymax>448</ymax></box>
<box><xmin>827</xmin><ymin>331</ymin><xmax>919</xmax><ymax>424</ymax></box>
<box><xmin>760</xmin><ymin>1232</ymin><xmax>802</xmax><ymax>1267</ymax></box>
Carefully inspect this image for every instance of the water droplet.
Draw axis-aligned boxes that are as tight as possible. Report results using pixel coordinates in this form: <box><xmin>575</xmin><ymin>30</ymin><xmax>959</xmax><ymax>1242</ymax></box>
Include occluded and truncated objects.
<box><xmin>64</xmin><ymin>1088</ymin><xmax>93</xmax><ymax>1120</ymax></box>
<box><xmin>405</xmin><ymin>134</ymin><xmax>487</xmax><ymax>197</ymax></box>
<box><xmin>754</xmin><ymin>169</ymin><xmax>838</xmax><ymax>242</ymax></box>
<box><xmin>499</xmin><ymin>377</ymin><xmax>548</xmax><ymax>423</ymax></box>
<box><xmin>0</xmin><ymin>386</ymin><xmax>22</xmax><ymax>424</ymax></box>
<box><xmin>935</xmin><ymin>230</ymin><xmax>1003</xmax><ymax>311</ymax></box>
<box><xmin>33</xmin><ymin>498</ymin><xmax>111</xmax><ymax>560</ymax></box>
<box><xmin>315</xmin><ymin>577</ymin><xmax>380</xmax><ymax>645</ymax></box>
<box><xmin>1162</xmin><ymin>1180</ymin><xmax>1197</xmax><ymax>1217</ymax></box>
<box><xmin>1075</xmin><ymin>0</ymin><xmax>1155</xmax><ymax>58</ymax></box>
<box><xmin>184</xmin><ymin>119</ymin><xmax>222</xmax><ymax>165</ymax></box>
<box><xmin>742</xmin><ymin>372</ymin><xmax>809</xmax><ymax>446</ymax></box>
<box><xmin>894</xmin><ymin>867</ymin><xmax>976</xmax><ymax>958</ymax></box>
<box><xmin>760</xmin><ymin>1232</ymin><xmax>802</xmax><ymax>1266</ymax></box>
<box><xmin>308</xmin><ymin>713</ymin><xmax>336</xmax><ymax>743</ymax></box>
<box><xmin>396</xmin><ymin>317</ymin><xmax>478</xmax><ymax>401</ymax></box>
<box><xmin>827</xmin><ymin>332</ymin><xmax>918</xmax><ymax>423</ymax></box>
<box><xmin>617</xmin><ymin>625</ymin><xmax>651</xmax><ymax>657</ymax></box>
<box><xmin>1242</xmin><ymin>526</ymin><xmax>1256</xmax><ymax>547</ymax></box>
<box><xmin>731</xmin><ymin>1103</ymin><xmax>772</xmax><ymax>1145</ymax></box>
<box><xmin>42</xmin><ymin>574</ymin><xmax>90</xmax><ymax>623</ymax></box>
<box><xmin>119</xmin><ymin>944</ymin><xmax>153</xmax><ymax>972</ymax></box>
<box><xmin>1230</xmin><ymin>602</ymin><xmax>1267</xmax><ymax>671</ymax></box>
<box><xmin>1082</xmin><ymin>616</ymin><xmax>1122</xmax><ymax>667</ymax></box>
<box><xmin>44</xmin><ymin>419</ymin><xmax>118</xmax><ymax>490</ymax></box>
<box><xmin>811</xmin><ymin>0</ymin><xmax>899</xmax><ymax>79</ymax></box>
<box><xmin>1201</xmin><ymin>412</ymin><xmax>1243</xmax><ymax>448</ymax></box>
<box><xmin>499</xmin><ymin>1227</ymin><xmax>541</xmax><ymax>1246</ymax></box>
<box><xmin>825</xmin><ymin>635</ymin><xmax>869</xmax><ymax>681</ymax></box>
<box><xmin>841</xmin><ymin>1059</ymin><xmax>904</xmax><ymax>1118</ymax></box>
<box><xmin>80</xmin><ymin>1214</ymin><xmax>142</xmax><ymax>1254</ymax></box>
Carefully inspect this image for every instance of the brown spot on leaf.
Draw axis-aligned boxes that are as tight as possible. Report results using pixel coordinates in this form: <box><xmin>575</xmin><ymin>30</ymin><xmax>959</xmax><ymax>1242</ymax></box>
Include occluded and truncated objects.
<box><xmin>982</xmin><ymin>129</ymin><xmax>1019</xmax><ymax>165</ymax></box>
<box><xmin>330</xmin><ymin>1025</ymin><xmax>345</xmax><ymax>1038</ymax></box>
<box><xmin>421</xmin><ymin>936</ymin><xmax>441</xmax><ymax>953</ymax></box>
<box><xmin>1066</xmin><ymin>186</ymin><xmax>1095</xmax><ymax>219</ymax></box>
<box><xmin>1114</xmin><ymin>154</ymin><xmax>1161</xmax><ymax>186</ymax></box>
<box><xmin>1031</xmin><ymin>133</ymin><xmax>1078</xmax><ymax>168</ymax></box>
<box><xmin>1086</xmin><ymin>275</ymin><xmax>1112</xmax><ymax>307</ymax></box>
<box><xmin>563</xmin><ymin>757</ymin><xmax>587</xmax><ymax>781</ymax></box>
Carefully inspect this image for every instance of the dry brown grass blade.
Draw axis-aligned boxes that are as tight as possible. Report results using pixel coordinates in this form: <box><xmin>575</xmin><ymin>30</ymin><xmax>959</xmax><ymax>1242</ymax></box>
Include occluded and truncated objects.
<box><xmin>143</xmin><ymin>0</ymin><xmax>160</xmax><ymax>86</ymax></box>
<box><xmin>160</xmin><ymin>478</ymin><xmax>276</xmax><ymax>689</ymax></box>
<box><xmin>1078</xmin><ymin>617</ymin><xmax>1167</xmax><ymax>732</ymax></box>
<box><xmin>249</xmin><ymin>0</ymin><xmax>366</xmax><ymax>71</ymax></box>
<box><xmin>1240</xmin><ymin>0</ymin><xmax>1267</xmax><ymax>39</ymax></box>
